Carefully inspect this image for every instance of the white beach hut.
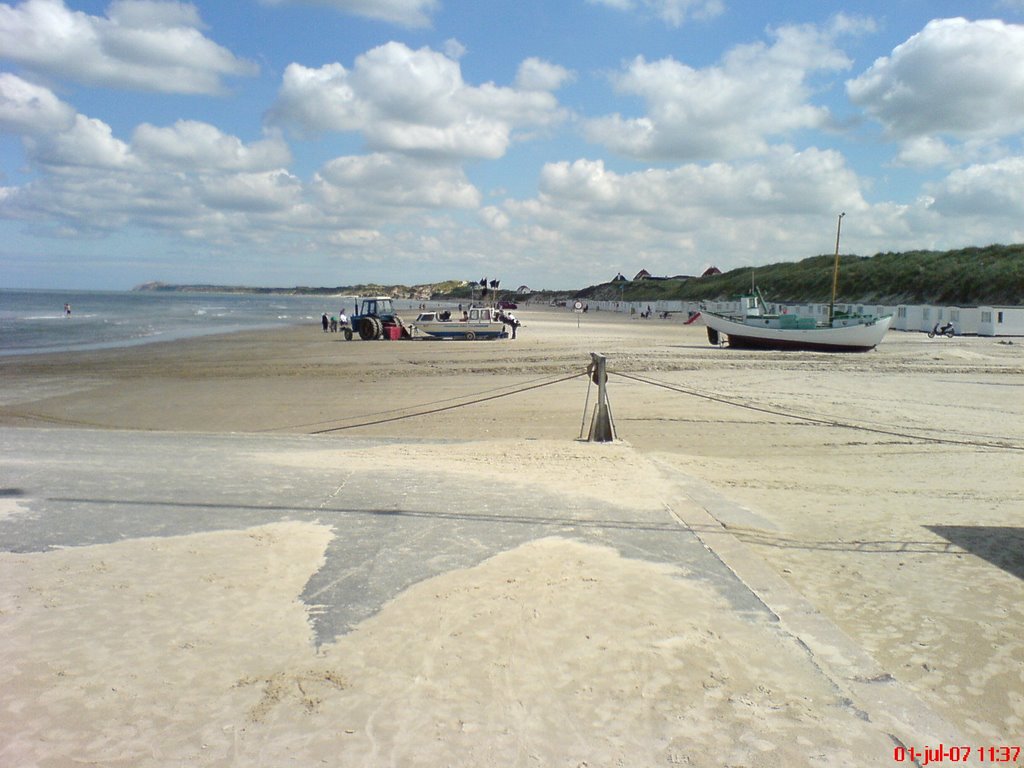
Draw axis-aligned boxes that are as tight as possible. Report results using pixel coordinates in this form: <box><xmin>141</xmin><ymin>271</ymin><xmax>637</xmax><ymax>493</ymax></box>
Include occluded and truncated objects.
<box><xmin>894</xmin><ymin>305</ymin><xmax>926</xmax><ymax>332</ymax></box>
<box><xmin>978</xmin><ymin>306</ymin><xmax>1024</xmax><ymax>336</ymax></box>
<box><xmin>944</xmin><ymin>307</ymin><xmax>981</xmax><ymax>335</ymax></box>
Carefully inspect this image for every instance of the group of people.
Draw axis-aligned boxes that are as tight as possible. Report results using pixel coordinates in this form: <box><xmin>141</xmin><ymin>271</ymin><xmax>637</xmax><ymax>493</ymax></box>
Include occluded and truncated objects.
<box><xmin>321</xmin><ymin>310</ymin><xmax>349</xmax><ymax>333</ymax></box>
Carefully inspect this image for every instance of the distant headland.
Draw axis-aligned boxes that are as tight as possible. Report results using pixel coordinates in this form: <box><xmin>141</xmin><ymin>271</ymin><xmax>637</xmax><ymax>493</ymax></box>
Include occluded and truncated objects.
<box><xmin>132</xmin><ymin>281</ymin><xmax>462</xmax><ymax>301</ymax></box>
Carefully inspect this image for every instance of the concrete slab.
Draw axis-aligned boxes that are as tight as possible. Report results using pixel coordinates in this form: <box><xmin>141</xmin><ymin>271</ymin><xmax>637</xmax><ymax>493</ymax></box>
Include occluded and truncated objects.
<box><xmin>0</xmin><ymin>428</ymin><xmax>763</xmax><ymax>645</ymax></box>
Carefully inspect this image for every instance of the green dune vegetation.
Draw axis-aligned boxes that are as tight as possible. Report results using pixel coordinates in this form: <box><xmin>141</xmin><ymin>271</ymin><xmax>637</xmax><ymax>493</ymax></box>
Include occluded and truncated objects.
<box><xmin>561</xmin><ymin>243</ymin><xmax>1024</xmax><ymax>307</ymax></box>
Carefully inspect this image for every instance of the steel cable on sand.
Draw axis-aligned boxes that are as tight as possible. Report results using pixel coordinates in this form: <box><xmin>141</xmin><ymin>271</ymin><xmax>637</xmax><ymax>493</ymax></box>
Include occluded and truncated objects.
<box><xmin>611</xmin><ymin>370</ymin><xmax>1024</xmax><ymax>452</ymax></box>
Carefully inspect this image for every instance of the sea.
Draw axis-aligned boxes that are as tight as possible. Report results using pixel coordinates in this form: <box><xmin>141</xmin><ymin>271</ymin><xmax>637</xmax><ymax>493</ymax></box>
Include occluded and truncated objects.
<box><xmin>0</xmin><ymin>289</ymin><xmax>390</xmax><ymax>357</ymax></box>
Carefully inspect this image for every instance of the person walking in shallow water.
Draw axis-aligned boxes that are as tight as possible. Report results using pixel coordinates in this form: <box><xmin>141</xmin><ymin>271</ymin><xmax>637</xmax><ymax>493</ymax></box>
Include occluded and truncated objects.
<box><xmin>64</xmin><ymin>303</ymin><xmax>71</xmax><ymax>317</ymax></box>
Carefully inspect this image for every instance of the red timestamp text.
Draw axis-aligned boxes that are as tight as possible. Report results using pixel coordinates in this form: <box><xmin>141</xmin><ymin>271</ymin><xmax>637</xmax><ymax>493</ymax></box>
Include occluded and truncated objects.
<box><xmin>893</xmin><ymin>744</ymin><xmax>1021</xmax><ymax>765</ymax></box>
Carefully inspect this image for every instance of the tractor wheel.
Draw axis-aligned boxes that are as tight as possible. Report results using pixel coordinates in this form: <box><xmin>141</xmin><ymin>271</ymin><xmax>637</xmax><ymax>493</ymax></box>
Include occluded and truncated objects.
<box><xmin>372</xmin><ymin>317</ymin><xmax>384</xmax><ymax>339</ymax></box>
<box><xmin>343</xmin><ymin>328</ymin><xmax>353</xmax><ymax>341</ymax></box>
<box><xmin>358</xmin><ymin>317</ymin><xmax>378</xmax><ymax>340</ymax></box>
<box><xmin>464</xmin><ymin>330</ymin><xmax>476</xmax><ymax>341</ymax></box>
<box><xmin>707</xmin><ymin>327</ymin><xmax>720</xmax><ymax>346</ymax></box>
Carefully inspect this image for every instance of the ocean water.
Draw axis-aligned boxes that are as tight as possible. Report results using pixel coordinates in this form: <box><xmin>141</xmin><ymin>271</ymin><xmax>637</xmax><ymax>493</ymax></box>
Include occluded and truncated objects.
<box><xmin>0</xmin><ymin>289</ymin><xmax>367</xmax><ymax>356</ymax></box>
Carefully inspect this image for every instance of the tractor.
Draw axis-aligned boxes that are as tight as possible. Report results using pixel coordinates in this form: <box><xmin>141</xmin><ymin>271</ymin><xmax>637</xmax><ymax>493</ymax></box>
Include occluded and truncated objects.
<box><xmin>344</xmin><ymin>296</ymin><xmax>409</xmax><ymax>340</ymax></box>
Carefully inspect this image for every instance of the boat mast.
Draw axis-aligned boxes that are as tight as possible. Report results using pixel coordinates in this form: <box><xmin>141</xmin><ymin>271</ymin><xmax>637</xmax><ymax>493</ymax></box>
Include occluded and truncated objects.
<box><xmin>829</xmin><ymin>212</ymin><xmax>845</xmax><ymax>325</ymax></box>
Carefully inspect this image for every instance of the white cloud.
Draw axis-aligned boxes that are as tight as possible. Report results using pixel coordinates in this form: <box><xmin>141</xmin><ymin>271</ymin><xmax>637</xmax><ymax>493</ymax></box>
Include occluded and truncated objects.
<box><xmin>327</xmin><ymin>228</ymin><xmax>380</xmax><ymax>247</ymax></box>
<box><xmin>0</xmin><ymin>76</ymin><xmax>291</xmax><ymax>175</ymax></box>
<box><xmin>890</xmin><ymin>135</ymin><xmax>1011</xmax><ymax>170</ymax></box>
<box><xmin>468</xmin><ymin>146</ymin><xmax>897</xmax><ymax>283</ymax></box>
<box><xmin>586</xmin><ymin>0</ymin><xmax>724</xmax><ymax>27</ymax></box>
<box><xmin>29</xmin><ymin>113</ymin><xmax>134</xmax><ymax>168</ymax></box>
<box><xmin>538</xmin><ymin>147</ymin><xmax>865</xmax><ymax>220</ymax></box>
<box><xmin>0</xmin><ymin>0</ymin><xmax>257</xmax><ymax>94</ymax></box>
<box><xmin>259</xmin><ymin>0</ymin><xmax>438</xmax><ymax>28</ymax></box>
<box><xmin>926</xmin><ymin>157</ymin><xmax>1024</xmax><ymax>217</ymax></box>
<box><xmin>0</xmin><ymin>72</ymin><xmax>75</xmax><ymax>133</ymax></box>
<box><xmin>480</xmin><ymin>205</ymin><xmax>509</xmax><ymax>230</ymax></box>
<box><xmin>479</xmin><ymin>151</ymin><xmax>837</xmax><ymax>281</ymax></box>
<box><xmin>270</xmin><ymin>42</ymin><xmax>569</xmax><ymax>159</ymax></box>
<box><xmin>0</xmin><ymin>71</ymin><xmax>490</xmax><ymax>246</ymax></box>
<box><xmin>585</xmin><ymin>23</ymin><xmax>851</xmax><ymax>161</ymax></box>
<box><xmin>197</xmin><ymin>170</ymin><xmax>302</xmax><ymax>213</ymax></box>
<box><xmin>443</xmin><ymin>38</ymin><xmax>467</xmax><ymax>60</ymax></box>
<box><xmin>848</xmin><ymin>18</ymin><xmax>1024</xmax><ymax>140</ymax></box>
<box><xmin>315</xmin><ymin>152</ymin><xmax>481</xmax><ymax>209</ymax></box>
<box><xmin>106</xmin><ymin>0</ymin><xmax>202</xmax><ymax>28</ymax></box>
<box><xmin>0</xmin><ymin>75</ymin><xmax>133</xmax><ymax>168</ymax></box>
<box><xmin>893</xmin><ymin>136</ymin><xmax>956</xmax><ymax>168</ymax></box>
<box><xmin>515</xmin><ymin>58</ymin><xmax>574</xmax><ymax>92</ymax></box>
<box><xmin>132</xmin><ymin>121</ymin><xmax>291</xmax><ymax>171</ymax></box>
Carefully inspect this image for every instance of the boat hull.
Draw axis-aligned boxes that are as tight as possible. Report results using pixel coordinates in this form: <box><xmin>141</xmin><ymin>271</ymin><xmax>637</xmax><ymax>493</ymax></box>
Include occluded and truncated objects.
<box><xmin>415</xmin><ymin>322</ymin><xmax>506</xmax><ymax>340</ymax></box>
<box><xmin>703</xmin><ymin>312</ymin><xmax>892</xmax><ymax>352</ymax></box>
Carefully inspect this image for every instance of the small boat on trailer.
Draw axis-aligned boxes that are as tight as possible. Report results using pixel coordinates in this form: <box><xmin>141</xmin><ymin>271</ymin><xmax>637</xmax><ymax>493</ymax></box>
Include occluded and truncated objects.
<box><xmin>411</xmin><ymin>306</ymin><xmax>507</xmax><ymax>340</ymax></box>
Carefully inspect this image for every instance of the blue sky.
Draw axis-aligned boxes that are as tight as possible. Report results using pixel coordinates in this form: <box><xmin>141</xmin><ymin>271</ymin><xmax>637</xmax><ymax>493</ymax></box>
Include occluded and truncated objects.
<box><xmin>2</xmin><ymin>0</ymin><xmax>1024</xmax><ymax>290</ymax></box>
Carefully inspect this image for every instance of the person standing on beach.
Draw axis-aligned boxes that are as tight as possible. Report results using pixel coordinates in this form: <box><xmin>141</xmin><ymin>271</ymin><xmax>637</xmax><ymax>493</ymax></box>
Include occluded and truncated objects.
<box><xmin>321</xmin><ymin>313</ymin><xmax>329</xmax><ymax>332</ymax></box>
<box><xmin>506</xmin><ymin>311</ymin><xmax>519</xmax><ymax>339</ymax></box>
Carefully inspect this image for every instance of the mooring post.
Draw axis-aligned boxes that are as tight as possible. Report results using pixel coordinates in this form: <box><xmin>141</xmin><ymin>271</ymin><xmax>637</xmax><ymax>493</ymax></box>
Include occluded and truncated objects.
<box><xmin>587</xmin><ymin>352</ymin><xmax>615</xmax><ymax>442</ymax></box>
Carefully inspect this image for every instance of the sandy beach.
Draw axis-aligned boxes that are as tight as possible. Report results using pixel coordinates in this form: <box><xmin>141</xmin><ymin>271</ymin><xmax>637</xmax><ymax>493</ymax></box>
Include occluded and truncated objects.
<box><xmin>1</xmin><ymin>307</ymin><xmax>1022</xmax><ymax>766</ymax></box>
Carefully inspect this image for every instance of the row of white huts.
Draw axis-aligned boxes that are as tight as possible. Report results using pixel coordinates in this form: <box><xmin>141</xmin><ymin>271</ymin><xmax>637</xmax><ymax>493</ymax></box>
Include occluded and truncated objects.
<box><xmin>573</xmin><ymin>299</ymin><xmax>1024</xmax><ymax>336</ymax></box>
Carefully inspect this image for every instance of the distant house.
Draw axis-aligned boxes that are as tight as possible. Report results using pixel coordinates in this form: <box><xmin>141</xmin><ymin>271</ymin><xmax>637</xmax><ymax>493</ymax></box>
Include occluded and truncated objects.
<box><xmin>611</xmin><ymin>272</ymin><xmax>628</xmax><ymax>282</ymax></box>
<box><xmin>701</xmin><ymin>266</ymin><xmax>722</xmax><ymax>277</ymax></box>
<box><xmin>633</xmin><ymin>269</ymin><xmax>652</xmax><ymax>280</ymax></box>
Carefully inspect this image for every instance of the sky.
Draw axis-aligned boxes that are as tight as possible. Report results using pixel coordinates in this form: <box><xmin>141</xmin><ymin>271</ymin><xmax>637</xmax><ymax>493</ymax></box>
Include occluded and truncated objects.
<box><xmin>2</xmin><ymin>0</ymin><xmax>1024</xmax><ymax>290</ymax></box>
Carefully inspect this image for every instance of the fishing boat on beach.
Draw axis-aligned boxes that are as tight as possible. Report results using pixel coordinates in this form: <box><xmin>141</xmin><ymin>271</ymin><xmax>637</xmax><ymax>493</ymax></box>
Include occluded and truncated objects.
<box><xmin>701</xmin><ymin>295</ymin><xmax>892</xmax><ymax>352</ymax></box>
<box><xmin>411</xmin><ymin>306</ymin><xmax>508</xmax><ymax>340</ymax></box>
<box><xmin>701</xmin><ymin>213</ymin><xmax>892</xmax><ymax>352</ymax></box>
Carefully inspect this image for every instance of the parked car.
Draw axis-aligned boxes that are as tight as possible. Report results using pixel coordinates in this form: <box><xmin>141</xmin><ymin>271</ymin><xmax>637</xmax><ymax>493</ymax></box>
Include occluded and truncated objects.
<box><xmin>498</xmin><ymin>300</ymin><xmax>518</xmax><ymax>309</ymax></box>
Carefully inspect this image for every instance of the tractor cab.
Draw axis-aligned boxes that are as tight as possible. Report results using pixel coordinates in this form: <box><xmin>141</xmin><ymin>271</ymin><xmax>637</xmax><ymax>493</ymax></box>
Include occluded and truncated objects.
<box><xmin>357</xmin><ymin>297</ymin><xmax>395</xmax><ymax>319</ymax></box>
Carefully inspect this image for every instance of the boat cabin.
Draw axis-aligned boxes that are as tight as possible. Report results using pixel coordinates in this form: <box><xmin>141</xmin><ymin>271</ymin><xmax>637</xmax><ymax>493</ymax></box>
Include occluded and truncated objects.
<box><xmin>414</xmin><ymin>307</ymin><xmax>501</xmax><ymax>323</ymax></box>
<box><xmin>740</xmin><ymin>295</ymin><xmax>764</xmax><ymax>317</ymax></box>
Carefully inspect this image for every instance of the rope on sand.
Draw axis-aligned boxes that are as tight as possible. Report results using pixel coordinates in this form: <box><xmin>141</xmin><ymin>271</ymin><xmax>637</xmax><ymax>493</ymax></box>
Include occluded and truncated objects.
<box><xmin>308</xmin><ymin>370</ymin><xmax>588</xmax><ymax>434</ymax></box>
<box><xmin>611</xmin><ymin>370</ymin><xmax>1024</xmax><ymax>452</ymax></box>
<box><xmin>252</xmin><ymin>372</ymin><xmax>576</xmax><ymax>434</ymax></box>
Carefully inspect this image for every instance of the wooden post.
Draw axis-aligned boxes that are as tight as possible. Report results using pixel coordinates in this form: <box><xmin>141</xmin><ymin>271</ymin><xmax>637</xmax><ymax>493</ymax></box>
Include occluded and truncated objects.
<box><xmin>587</xmin><ymin>352</ymin><xmax>615</xmax><ymax>442</ymax></box>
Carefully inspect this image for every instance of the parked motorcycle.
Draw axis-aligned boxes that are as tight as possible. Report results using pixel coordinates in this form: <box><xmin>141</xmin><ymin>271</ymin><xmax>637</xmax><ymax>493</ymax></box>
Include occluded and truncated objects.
<box><xmin>928</xmin><ymin>322</ymin><xmax>955</xmax><ymax>338</ymax></box>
